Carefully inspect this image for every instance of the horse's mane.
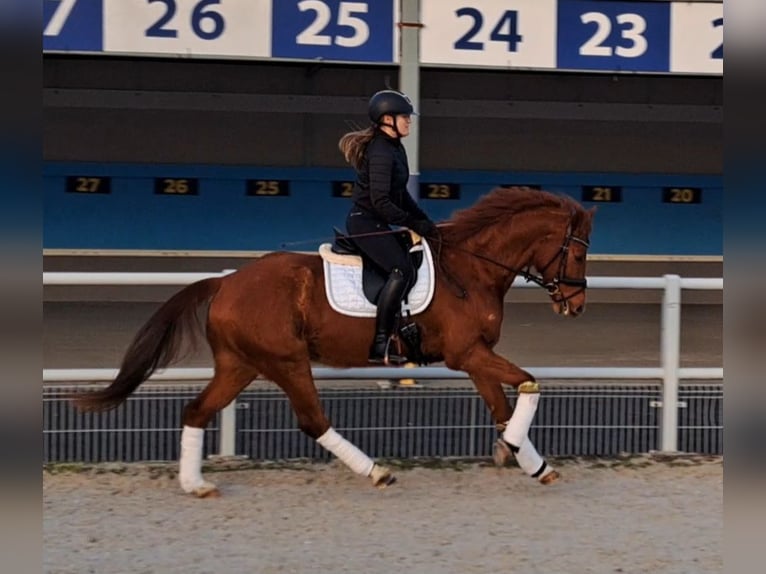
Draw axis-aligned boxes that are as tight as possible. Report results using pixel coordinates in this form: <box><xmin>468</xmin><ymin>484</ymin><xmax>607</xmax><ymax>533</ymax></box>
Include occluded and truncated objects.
<box><xmin>444</xmin><ymin>186</ymin><xmax>591</xmax><ymax>243</ymax></box>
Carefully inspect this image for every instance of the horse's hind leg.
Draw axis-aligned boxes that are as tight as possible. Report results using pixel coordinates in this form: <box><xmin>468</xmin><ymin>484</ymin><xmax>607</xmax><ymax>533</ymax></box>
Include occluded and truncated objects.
<box><xmin>179</xmin><ymin>355</ymin><xmax>257</xmax><ymax>497</ymax></box>
<box><xmin>266</xmin><ymin>359</ymin><xmax>396</xmax><ymax>488</ymax></box>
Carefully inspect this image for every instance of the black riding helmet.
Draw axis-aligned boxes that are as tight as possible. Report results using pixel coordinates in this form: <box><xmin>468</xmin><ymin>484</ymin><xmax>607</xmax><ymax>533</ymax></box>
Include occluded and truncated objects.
<box><xmin>368</xmin><ymin>90</ymin><xmax>415</xmax><ymax>124</ymax></box>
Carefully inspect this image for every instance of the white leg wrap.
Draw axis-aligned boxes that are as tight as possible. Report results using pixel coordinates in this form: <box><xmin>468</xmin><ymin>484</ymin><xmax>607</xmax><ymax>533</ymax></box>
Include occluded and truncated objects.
<box><xmin>502</xmin><ymin>385</ymin><xmax>540</xmax><ymax>447</ymax></box>
<box><xmin>317</xmin><ymin>427</ymin><xmax>375</xmax><ymax>477</ymax></box>
<box><xmin>179</xmin><ymin>426</ymin><xmax>207</xmax><ymax>492</ymax></box>
<box><xmin>514</xmin><ymin>437</ymin><xmax>554</xmax><ymax>480</ymax></box>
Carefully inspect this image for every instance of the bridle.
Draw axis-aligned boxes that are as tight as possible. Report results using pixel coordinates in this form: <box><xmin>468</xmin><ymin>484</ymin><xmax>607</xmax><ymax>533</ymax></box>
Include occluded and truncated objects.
<box><xmin>433</xmin><ymin>218</ymin><xmax>590</xmax><ymax>303</ymax></box>
<box><xmin>531</xmin><ymin>224</ymin><xmax>590</xmax><ymax>304</ymax></box>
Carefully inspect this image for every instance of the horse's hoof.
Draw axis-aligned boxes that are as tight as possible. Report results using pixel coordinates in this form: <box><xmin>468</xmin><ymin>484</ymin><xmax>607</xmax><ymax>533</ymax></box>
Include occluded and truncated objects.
<box><xmin>195</xmin><ymin>486</ymin><xmax>221</xmax><ymax>498</ymax></box>
<box><xmin>370</xmin><ymin>464</ymin><xmax>396</xmax><ymax>488</ymax></box>
<box><xmin>493</xmin><ymin>438</ymin><xmax>513</xmax><ymax>467</ymax></box>
<box><xmin>185</xmin><ymin>481</ymin><xmax>220</xmax><ymax>498</ymax></box>
<box><xmin>539</xmin><ymin>470</ymin><xmax>560</xmax><ymax>485</ymax></box>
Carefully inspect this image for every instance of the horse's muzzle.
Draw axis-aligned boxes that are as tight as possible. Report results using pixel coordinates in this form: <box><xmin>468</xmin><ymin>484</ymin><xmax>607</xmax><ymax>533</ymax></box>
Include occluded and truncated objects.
<box><xmin>553</xmin><ymin>300</ymin><xmax>584</xmax><ymax>317</ymax></box>
<box><xmin>549</xmin><ymin>287</ymin><xmax>586</xmax><ymax>317</ymax></box>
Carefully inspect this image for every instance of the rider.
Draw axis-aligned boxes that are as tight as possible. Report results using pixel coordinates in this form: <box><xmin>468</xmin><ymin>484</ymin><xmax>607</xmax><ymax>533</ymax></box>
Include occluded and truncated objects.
<box><xmin>338</xmin><ymin>89</ymin><xmax>439</xmax><ymax>365</ymax></box>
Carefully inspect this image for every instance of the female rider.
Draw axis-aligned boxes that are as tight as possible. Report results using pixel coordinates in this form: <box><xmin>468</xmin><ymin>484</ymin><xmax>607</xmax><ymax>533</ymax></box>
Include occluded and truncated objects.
<box><xmin>338</xmin><ymin>90</ymin><xmax>439</xmax><ymax>364</ymax></box>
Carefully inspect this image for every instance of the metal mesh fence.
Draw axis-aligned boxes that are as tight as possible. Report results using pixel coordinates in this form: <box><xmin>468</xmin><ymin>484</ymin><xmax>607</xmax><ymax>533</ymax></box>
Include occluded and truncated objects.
<box><xmin>43</xmin><ymin>383</ymin><xmax>722</xmax><ymax>463</ymax></box>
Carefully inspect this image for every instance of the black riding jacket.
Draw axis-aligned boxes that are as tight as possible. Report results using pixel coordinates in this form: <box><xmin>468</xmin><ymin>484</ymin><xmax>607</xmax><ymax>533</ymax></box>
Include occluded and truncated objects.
<box><xmin>351</xmin><ymin>130</ymin><xmax>429</xmax><ymax>228</ymax></box>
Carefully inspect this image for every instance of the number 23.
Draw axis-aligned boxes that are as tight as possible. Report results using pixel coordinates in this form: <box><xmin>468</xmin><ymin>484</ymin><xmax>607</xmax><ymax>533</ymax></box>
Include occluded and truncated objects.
<box><xmin>579</xmin><ymin>12</ymin><xmax>647</xmax><ymax>58</ymax></box>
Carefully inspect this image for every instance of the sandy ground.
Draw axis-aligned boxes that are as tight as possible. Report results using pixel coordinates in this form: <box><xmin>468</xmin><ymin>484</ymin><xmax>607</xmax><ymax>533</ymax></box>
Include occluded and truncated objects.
<box><xmin>44</xmin><ymin>455</ymin><xmax>722</xmax><ymax>574</ymax></box>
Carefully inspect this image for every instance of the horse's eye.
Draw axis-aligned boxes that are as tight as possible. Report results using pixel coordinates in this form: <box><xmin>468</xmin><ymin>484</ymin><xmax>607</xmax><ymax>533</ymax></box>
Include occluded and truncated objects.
<box><xmin>574</xmin><ymin>255</ymin><xmax>585</xmax><ymax>264</ymax></box>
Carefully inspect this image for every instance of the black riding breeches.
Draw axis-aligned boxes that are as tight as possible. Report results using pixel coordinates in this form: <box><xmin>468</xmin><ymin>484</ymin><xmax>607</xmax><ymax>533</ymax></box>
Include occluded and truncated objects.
<box><xmin>346</xmin><ymin>209</ymin><xmax>416</xmax><ymax>285</ymax></box>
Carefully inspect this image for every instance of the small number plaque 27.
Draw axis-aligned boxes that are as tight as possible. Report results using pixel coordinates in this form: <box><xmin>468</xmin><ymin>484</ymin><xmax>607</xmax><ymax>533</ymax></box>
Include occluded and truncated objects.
<box><xmin>66</xmin><ymin>176</ymin><xmax>111</xmax><ymax>194</ymax></box>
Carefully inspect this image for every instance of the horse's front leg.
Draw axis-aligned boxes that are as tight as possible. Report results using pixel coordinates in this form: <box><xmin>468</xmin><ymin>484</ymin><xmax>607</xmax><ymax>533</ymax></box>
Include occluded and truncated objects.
<box><xmin>448</xmin><ymin>344</ymin><xmax>559</xmax><ymax>484</ymax></box>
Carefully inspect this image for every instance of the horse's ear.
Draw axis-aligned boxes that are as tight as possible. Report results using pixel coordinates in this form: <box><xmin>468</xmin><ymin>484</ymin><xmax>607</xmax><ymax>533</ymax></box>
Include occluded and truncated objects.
<box><xmin>588</xmin><ymin>206</ymin><xmax>598</xmax><ymax>217</ymax></box>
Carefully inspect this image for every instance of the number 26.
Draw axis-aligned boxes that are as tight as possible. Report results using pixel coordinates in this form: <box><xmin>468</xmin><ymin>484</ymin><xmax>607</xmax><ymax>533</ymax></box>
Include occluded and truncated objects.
<box><xmin>146</xmin><ymin>0</ymin><xmax>225</xmax><ymax>40</ymax></box>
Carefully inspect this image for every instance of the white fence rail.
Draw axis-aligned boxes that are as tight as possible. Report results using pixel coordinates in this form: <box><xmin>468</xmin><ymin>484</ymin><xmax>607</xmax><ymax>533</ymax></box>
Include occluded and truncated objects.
<box><xmin>43</xmin><ymin>272</ymin><xmax>723</xmax><ymax>453</ymax></box>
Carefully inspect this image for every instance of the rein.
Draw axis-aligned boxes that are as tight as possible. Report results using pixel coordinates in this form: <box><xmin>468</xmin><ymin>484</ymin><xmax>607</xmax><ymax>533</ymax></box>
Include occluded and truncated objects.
<box><xmin>280</xmin><ymin>228</ymin><xmax>407</xmax><ymax>249</ymax></box>
<box><xmin>282</xmin><ymin>218</ymin><xmax>589</xmax><ymax>303</ymax></box>
<box><xmin>432</xmin><ymin>223</ymin><xmax>590</xmax><ymax>302</ymax></box>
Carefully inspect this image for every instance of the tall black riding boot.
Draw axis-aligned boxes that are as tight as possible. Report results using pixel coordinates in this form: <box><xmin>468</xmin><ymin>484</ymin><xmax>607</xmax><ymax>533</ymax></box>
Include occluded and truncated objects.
<box><xmin>369</xmin><ymin>269</ymin><xmax>408</xmax><ymax>365</ymax></box>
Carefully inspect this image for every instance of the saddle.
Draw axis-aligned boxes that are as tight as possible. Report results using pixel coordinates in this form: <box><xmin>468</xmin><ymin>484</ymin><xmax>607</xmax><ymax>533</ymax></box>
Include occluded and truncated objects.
<box><xmin>319</xmin><ymin>228</ymin><xmax>434</xmax><ymax>365</ymax></box>
<box><xmin>330</xmin><ymin>227</ymin><xmax>424</xmax><ymax>304</ymax></box>
<box><xmin>318</xmin><ymin>228</ymin><xmax>435</xmax><ymax>318</ymax></box>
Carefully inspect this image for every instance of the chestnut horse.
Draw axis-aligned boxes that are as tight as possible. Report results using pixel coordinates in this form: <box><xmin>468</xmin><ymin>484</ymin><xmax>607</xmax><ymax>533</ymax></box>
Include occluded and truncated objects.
<box><xmin>69</xmin><ymin>186</ymin><xmax>595</xmax><ymax>497</ymax></box>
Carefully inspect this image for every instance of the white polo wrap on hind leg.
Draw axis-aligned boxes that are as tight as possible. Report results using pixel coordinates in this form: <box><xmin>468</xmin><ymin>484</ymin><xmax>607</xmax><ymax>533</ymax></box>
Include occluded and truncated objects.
<box><xmin>502</xmin><ymin>381</ymin><xmax>540</xmax><ymax>447</ymax></box>
<box><xmin>179</xmin><ymin>425</ymin><xmax>206</xmax><ymax>492</ymax></box>
<box><xmin>317</xmin><ymin>427</ymin><xmax>375</xmax><ymax>477</ymax></box>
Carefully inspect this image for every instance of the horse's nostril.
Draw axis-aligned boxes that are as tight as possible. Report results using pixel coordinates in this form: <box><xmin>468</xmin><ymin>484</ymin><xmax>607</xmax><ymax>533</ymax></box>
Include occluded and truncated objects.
<box><xmin>574</xmin><ymin>305</ymin><xmax>584</xmax><ymax>315</ymax></box>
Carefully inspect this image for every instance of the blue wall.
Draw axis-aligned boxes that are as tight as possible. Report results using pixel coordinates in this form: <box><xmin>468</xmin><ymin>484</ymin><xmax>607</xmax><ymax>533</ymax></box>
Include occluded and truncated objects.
<box><xmin>44</xmin><ymin>162</ymin><xmax>722</xmax><ymax>256</ymax></box>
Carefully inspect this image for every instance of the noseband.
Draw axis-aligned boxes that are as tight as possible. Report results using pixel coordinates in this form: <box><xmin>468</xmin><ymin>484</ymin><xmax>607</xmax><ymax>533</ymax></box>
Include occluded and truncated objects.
<box><xmin>533</xmin><ymin>226</ymin><xmax>590</xmax><ymax>303</ymax></box>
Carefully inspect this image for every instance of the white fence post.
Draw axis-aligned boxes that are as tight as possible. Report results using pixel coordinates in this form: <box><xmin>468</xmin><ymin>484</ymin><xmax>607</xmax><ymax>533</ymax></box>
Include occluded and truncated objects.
<box><xmin>660</xmin><ymin>274</ymin><xmax>682</xmax><ymax>452</ymax></box>
<box><xmin>218</xmin><ymin>401</ymin><xmax>237</xmax><ymax>457</ymax></box>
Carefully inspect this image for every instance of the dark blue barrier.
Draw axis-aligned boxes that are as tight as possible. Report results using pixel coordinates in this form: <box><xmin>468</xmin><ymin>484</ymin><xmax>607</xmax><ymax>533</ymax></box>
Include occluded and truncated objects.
<box><xmin>44</xmin><ymin>162</ymin><xmax>722</xmax><ymax>256</ymax></box>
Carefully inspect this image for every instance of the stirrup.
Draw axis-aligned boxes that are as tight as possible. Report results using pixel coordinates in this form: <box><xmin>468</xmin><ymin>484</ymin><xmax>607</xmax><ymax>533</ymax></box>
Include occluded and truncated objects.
<box><xmin>368</xmin><ymin>337</ymin><xmax>408</xmax><ymax>366</ymax></box>
<box><xmin>369</xmin><ymin>353</ymin><xmax>408</xmax><ymax>366</ymax></box>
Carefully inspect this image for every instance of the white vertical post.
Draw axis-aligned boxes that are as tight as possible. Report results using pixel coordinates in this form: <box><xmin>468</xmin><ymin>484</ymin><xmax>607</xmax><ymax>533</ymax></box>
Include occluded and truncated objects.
<box><xmin>218</xmin><ymin>401</ymin><xmax>237</xmax><ymax>457</ymax></box>
<box><xmin>399</xmin><ymin>0</ymin><xmax>421</xmax><ymax>203</ymax></box>
<box><xmin>660</xmin><ymin>274</ymin><xmax>681</xmax><ymax>452</ymax></box>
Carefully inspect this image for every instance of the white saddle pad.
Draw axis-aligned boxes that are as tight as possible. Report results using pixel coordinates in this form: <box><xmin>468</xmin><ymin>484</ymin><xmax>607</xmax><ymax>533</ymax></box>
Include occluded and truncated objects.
<box><xmin>319</xmin><ymin>240</ymin><xmax>436</xmax><ymax>318</ymax></box>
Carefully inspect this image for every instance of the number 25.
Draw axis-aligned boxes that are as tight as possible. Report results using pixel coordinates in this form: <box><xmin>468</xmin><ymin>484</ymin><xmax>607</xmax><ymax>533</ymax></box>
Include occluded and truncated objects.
<box><xmin>296</xmin><ymin>0</ymin><xmax>370</xmax><ymax>48</ymax></box>
<box><xmin>256</xmin><ymin>181</ymin><xmax>281</xmax><ymax>195</ymax></box>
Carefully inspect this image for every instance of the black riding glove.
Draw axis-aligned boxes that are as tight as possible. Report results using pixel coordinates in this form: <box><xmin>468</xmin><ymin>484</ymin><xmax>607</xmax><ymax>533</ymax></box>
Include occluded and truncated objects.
<box><xmin>411</xmin><ymin>219</ymin><xmax>439</xmax><ymax>239</ymax></box>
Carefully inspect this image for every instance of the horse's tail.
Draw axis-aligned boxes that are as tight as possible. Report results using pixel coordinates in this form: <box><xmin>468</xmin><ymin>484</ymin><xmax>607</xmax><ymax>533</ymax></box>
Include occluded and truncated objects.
<box><xmin>68</xmin><ymin>277</ymin><xmax>223</xmax><ymax>412</ymax></box>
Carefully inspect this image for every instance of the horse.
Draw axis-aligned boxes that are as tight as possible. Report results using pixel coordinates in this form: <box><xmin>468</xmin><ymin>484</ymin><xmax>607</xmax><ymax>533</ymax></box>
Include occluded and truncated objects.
<box><xmin>68</xmin><ymin>186</ymin><xmax>595</xmax><ymax>497</ymax></box>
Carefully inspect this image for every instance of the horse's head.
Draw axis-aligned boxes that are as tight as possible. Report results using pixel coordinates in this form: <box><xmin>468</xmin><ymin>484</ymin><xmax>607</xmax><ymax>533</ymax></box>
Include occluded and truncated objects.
<box><xmin>444</xmin><ymin>187</ymin><xmax>596</xmax><ymax>316</ymax></box>
<box><xmin>533</xmin><ymin>207</ymin><xmax>595</xmax><ymax>318</ymax></box>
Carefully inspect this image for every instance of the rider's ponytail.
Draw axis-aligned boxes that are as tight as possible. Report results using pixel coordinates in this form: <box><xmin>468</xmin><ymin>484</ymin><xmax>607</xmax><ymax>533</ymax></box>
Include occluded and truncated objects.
<box><xmin>338</xmin><ymin>126</ymin><xmax>376</xmax><ymax>170</ymax></box>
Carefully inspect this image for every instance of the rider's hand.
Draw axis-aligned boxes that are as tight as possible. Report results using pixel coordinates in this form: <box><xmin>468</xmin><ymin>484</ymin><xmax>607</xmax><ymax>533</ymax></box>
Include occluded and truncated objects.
<box><xmin>411</xmin><ymin>219</ymin><xmax>439</xmax><ymax>240</ymax></box>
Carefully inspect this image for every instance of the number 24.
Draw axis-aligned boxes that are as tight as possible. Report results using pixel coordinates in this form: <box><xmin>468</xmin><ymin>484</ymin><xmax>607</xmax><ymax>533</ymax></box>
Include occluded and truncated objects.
<box><xmin>454</xmin><ymin>9</ymin><xmax>522</xmax><ymax>52</ymax></box>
